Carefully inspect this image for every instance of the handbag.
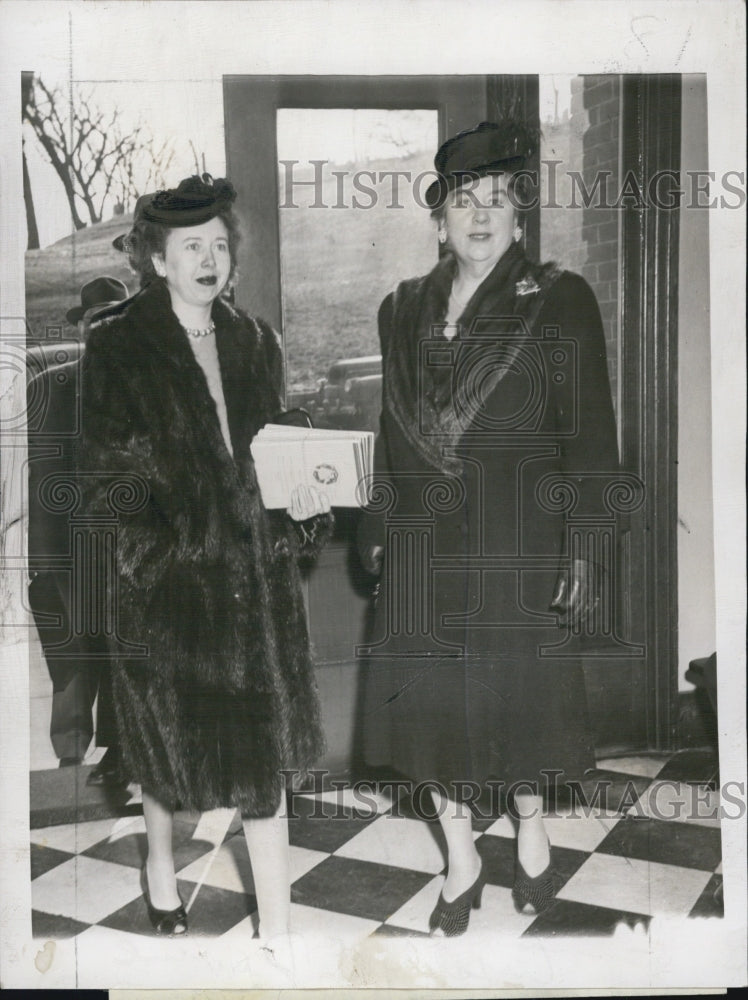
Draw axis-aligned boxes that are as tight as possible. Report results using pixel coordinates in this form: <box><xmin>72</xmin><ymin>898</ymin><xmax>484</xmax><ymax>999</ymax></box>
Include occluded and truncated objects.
<box><xmin>269</xmin><ymin>407</ymin><xmax>314</xmax><ymax>429</ymax></box>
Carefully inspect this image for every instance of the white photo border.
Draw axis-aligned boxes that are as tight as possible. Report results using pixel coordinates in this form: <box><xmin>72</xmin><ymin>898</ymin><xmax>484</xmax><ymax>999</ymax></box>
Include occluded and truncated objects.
<box><xmin>1</xmin><ymin>0</ymin><xmax>745</xmax><ymax>991</ymax></box>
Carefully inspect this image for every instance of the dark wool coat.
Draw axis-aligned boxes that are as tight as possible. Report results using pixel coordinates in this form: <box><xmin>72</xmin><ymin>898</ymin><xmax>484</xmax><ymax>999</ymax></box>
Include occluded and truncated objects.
<box><xmin>358</xmin><ymin>243</ymin><xmax>619</xmax><ymax>795</ymax></box>
<box><xmin>79</xmin><ymin>280</ymin><xmax>327</xmax><ymax>815</ymax></box>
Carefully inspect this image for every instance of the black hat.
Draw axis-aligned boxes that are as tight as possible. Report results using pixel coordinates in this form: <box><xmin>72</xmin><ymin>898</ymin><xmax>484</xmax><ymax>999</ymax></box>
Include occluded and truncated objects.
<box><xmin>425</xmin><ymin>121</ymin><xmax>536</xmax><ymax>210</ymax></box>
<box><xmin>141</xmin><ymin>174</ymin><xmax>237</xmax><ymax>227</ymax></box>
<box><xmin>112</xmin><ymin>193</ymin><xmax>156</xmax><ymax>252</ymax></box>
<box><xmin>66</xmin><ymin>276</ymin><xmax>129</xmax><ymax>324</ymax></box>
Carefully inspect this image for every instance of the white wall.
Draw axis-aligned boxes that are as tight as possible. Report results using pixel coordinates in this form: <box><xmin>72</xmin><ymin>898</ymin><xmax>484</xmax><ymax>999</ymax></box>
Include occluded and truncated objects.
<box><xmin>677</xmin><ymin>75</ymin><xmax>715</xmax><ymax>689</ymax></box>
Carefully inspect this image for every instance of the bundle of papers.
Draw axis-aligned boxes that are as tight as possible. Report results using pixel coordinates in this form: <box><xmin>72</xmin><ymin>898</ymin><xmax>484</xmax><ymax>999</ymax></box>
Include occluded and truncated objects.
<box><xmin>250</xmin><ymin>424</ymin><xmax>375</xmax><ymax>508</ymax></box>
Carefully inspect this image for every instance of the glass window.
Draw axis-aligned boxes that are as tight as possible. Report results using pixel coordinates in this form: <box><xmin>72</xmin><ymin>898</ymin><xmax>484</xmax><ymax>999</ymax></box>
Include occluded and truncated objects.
<box><xmin>276</xmin><ymin>108</ymin><xmax>438</xmax><ymax>431</ymax></box>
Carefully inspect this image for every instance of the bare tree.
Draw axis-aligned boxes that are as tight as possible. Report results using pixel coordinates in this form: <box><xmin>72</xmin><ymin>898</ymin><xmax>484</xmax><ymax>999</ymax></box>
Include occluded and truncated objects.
<box><xmin>144</xmin><ymin>137</ymin><xmax>176</xmax><ymax>193</ymax></box>
<box><xmin>112</xmin><ymin>133</ymin><xmax>176</xmax><ymax>214</ymax></box>
<box><xmin>21</xmin><ymin>72</ymin><xmax>40</xmax><ymax>249</ymax></box>
<box><xmin>22</xmin><ymin>74</ymin><xmax>170</xmax><ymax>230</ymax></box>
<box><xmin>188</xmin><ymin>139</ymin><xmax>201</xmax><ymax>177</ymax></box>
<box><xmin>186</xmin><ymin>140</ymin><xmax>209</xmax><ymax>178</ymax></box>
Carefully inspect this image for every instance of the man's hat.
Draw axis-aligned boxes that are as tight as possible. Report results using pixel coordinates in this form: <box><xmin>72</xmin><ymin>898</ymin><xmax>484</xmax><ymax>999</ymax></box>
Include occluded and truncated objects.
<box><xmin>66</xmin><ymin>276</ymin><xmax>129</xmax><ymax>324</ymax></box>
<box><xmin>112</xmin><ymin>192</ymin><xmax>156</xmax><ymax>252</ymax></box>
<box><xmin>141</xmin><ymin>174</ymin><xmax>236</xmax><ymax>227</ymax></box>
<box><xmin>424</xmin><ymin>121</ymin><xmax>537</xmax><ymax>210</ymax></box>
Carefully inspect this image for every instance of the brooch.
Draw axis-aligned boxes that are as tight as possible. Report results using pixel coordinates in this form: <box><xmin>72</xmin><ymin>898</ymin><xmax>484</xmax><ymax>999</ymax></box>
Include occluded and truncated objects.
<box><xmin>515</xmin><ymin>276</ymin><xmax>541</xmax><ymax>297</ymax></box>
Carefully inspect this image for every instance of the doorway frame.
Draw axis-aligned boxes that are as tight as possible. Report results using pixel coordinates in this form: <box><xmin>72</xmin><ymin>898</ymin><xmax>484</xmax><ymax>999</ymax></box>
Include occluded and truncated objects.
<box><xmin>223</xmin><ymin>75</ymin><xmax>488</xmax><ymax>333</ymax></box>
<box><xmin>619</xmin><ymin>74</ymin><xmax>682</xmax><ymax>751</ymax></box>
<box><xmin>222</xmin><ymin>72</ymin><xmax>682</xmax><ymax>758</ymax></box>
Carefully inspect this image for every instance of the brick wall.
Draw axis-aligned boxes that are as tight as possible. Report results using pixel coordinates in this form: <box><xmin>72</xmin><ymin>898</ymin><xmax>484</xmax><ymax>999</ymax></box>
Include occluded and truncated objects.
<box><xmin>541</xmin><ymin>75</ymin><xmax>620</xmax><ymax>415</ymax></box>
<box><xmin>578</xmin><ymin>76</ymin><xmax>620</xmax><ymax>407</ymax></box>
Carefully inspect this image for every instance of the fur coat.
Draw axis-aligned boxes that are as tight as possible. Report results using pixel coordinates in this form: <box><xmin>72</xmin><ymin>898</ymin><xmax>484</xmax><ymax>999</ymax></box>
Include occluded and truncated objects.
<box><xmin>79</xmin><ymin>280</ymin><xmax>328</xmax><ymax>815</ymax></box>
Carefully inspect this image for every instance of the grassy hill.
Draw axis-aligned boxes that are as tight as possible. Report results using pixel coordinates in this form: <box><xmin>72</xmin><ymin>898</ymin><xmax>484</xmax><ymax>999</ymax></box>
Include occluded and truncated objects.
<box><xmin>278</xmin><ymin>152</ymin><xmax>436</xmax><ymax>390</ymax></box>
<box><xmin>25</xmin><ymin>153</ymin><xmax>439</xmax><ymax>389</ymax></box>
<box><xmin>25</xmin><ymin>213</ymin><xmax>136</xmax><ymax>339</ymax></box>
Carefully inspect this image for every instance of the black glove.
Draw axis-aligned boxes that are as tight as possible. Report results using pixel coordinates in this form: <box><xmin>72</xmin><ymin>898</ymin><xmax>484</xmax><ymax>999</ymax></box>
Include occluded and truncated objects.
<box><xmin>359</xmin><ymin>543</ymin><xmax>384</xmax><ymax>577</ymax></box>
<box><xmin>550</xmin><ymin>557</ymin><xmax>600</xmax><ymax>627</ymax></box>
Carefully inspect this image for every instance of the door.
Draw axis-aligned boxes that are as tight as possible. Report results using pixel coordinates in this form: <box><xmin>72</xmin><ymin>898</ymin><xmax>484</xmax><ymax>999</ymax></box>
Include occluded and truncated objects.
<box><xmin>223</xmin><ymin>74</ymin><xmax>679</xmax><ymax>773</ymax></box>
<box><xmin>224</xmin><ymin>76</ymin><xmax>487</xmax><ymax>775</ymax></box>
<box><xmin>224</xmin><ymin>76</ymin><xmax>487</xmax><ymax>335</ymax></box>
<box><xmin>535</xmin><ymin>73</ymin><xmax>654</xmax><ymax>752</ymax></box>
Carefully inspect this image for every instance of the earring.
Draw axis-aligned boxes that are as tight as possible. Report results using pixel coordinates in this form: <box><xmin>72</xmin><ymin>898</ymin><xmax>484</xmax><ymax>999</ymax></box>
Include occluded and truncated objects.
<box><xmin>438</xmin><ymin>229</ymin><xmax>447</xmax><ymax>244</ymax></box>
<box><xmin>513</xmin><ymin>225</ymin><xmax>523</xmax><ymax>243</ymax></box>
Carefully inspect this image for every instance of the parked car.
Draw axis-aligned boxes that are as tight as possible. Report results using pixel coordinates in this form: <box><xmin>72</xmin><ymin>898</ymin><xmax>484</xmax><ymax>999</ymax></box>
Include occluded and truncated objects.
<box><xmin>287</xmin><ymin>355</ymin><xmax>382</xmax><ymax>431</ymax></box>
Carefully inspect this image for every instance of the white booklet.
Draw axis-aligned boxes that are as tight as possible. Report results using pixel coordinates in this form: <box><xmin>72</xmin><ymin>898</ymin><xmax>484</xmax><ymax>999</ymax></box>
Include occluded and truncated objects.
<box><xmin>250</xmin><ymin>424</ymin><xmax>375</xmax><ymax>508</ymax></box>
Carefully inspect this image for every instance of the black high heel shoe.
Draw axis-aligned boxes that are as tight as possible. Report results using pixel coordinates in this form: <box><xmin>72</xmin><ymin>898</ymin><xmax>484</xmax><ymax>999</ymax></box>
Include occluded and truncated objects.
<box><xmin>429</xmin><ymin>865</ymin><xmax>485</xmax><ymax>937</ymax></box>
<box><xmin>512</xmin><ymin>855</ymin><xmax>556</xmax><ymax>914</ymax></box>
<box><xmin>140</xmin><ymin>864</ymin><xmax>188</xmax><ymax>936</ymax></box>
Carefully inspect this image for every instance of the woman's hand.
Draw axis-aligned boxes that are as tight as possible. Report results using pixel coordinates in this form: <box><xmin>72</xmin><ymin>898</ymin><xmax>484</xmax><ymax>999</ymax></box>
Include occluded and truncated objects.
<box><xmin>287</xmin><ymin>484</ymin><xmax>331</xmax><ymax>521</ymax></box>
<box><xmin>550</xmin><ymin>558</ymin><xmax>600</xmax><ymax>627</ymax></box>
<box><xmin>359</xmin><ymin>544</ymin><xmax>384</xmax><ymax>576</ymax></box>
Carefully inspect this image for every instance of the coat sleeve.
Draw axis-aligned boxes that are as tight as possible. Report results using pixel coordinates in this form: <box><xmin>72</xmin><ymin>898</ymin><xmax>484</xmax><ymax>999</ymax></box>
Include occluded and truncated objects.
<box><xmin>541</xmin><ymin>272</ymin><xmax>620</xmax><ymax>523</ymax></box>
<box><xmin>256</xmin><ymin>317</ymin><xmax>285</xmax><ymax>415</ymax></box>
<box><xmin>356</xmin><ymin>292</ymin><xmax>395</xmax><ymax>554</ymax></box>
<box><xmin>78</xmin><ymin>328</ymin><xmax>221</xmax><ymax>592</ymax></box>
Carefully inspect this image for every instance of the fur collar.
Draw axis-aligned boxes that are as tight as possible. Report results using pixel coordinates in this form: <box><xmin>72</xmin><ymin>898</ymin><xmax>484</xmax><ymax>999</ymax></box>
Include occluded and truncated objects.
<box><xmin>89</xmin><ymin>280</ymin><xmax>282</xmax><ymax>462</ymax></box>
<box><xmin>382</xmin><ymin>245</ymin><xmax>562</xmax><ymax>473</ymax></box>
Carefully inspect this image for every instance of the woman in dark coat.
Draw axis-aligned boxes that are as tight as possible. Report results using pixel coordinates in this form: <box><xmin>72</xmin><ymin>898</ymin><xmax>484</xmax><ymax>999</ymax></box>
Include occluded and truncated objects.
<box><xmin>358</xmin><ymin>122</ymin><xmax>619</xmax><ymax>935</ymax></box>
<box><xmin>79</xmin><ymin>175</ymin><xmax>330</xmax><ymax>939</ymax></box>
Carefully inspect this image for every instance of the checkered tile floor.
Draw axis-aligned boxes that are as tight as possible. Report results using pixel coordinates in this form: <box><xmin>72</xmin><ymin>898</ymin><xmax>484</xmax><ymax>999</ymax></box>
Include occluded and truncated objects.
<box><xmin>30</xmin><ymin>750</ymin><xmax>723</xmax><ymax>942</ymax></box>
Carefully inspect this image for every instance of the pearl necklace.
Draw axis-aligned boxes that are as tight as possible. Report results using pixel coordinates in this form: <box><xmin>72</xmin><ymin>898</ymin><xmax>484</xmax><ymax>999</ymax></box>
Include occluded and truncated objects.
<box><xmin>449</xmin><ymin>282</ymin><xmax>477</xmax><ymax>309</ymax></box>
<box><xmin>447</xmin><ymin>285</ymin><xmax>472</xmax><ymax>325</ymax></box>
<box><xmin>182</xmin><ymin>320</ymin><xmax>216</xmax><ymax>338</ymax></box>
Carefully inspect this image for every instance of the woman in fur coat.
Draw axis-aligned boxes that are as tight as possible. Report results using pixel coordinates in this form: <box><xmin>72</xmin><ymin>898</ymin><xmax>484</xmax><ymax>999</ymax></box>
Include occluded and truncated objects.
<box><xmin>357</xmin><ymin>123</ymin><xmax>619</xmax><ymax>935</ymax></box>
<box><xmin>79</xmin><ymin>175</ymin><xmax>331</xmax><ymax>939</ymax></box>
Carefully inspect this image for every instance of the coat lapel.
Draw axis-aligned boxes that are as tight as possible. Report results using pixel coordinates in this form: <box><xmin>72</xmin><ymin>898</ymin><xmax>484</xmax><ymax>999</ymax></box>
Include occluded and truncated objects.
<box><xmin>383</xmin><ymin>245</ymin><xmax>564</xmax><ymax>474</ymax></box>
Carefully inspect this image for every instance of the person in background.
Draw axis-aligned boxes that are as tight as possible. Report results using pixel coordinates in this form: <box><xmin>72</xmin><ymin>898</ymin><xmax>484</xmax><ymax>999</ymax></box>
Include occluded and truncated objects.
<box><xmin>66</xmin><ymin>277</ymin><xmax>129</xmax><ymax>328</ymax></box>
<box><xmin>112</xmin><ymin>192</ymin><xmax>154</xmax><ymax>260</ymax></box>
<box><xmin>28</xmin><ymin>276</ymin><xmax>128</xmax><ymax>772</ymax></box>
<box><xmin>358</xmin><ymin>121</ymin><xmax>619</xmax><ymax>936</ymax></box>
<box><xmin>79</xmin><ymin>174</ymin><xmax>331</xmax><ymax>940</ymax></box>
